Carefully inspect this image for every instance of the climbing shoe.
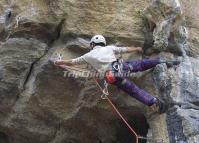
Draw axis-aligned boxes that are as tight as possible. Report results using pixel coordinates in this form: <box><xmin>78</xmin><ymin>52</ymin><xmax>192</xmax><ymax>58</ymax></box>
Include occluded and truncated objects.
<box><xmin>165</xmin><ymin>60</ymin><xmax>181</xmax><ymax>68</ymax></box>
<box><xmin>151</xmin><ymin>98</ymin><xmax>167</xmax><ymax>114</ymax></box>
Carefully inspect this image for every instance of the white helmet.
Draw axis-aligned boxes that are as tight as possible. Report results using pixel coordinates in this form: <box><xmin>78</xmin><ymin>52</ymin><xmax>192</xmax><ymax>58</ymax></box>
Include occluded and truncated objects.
<box><xmin>90</xmin><ymin>35</ymin><xmax>106</xmax><ymax>45</ymax></box>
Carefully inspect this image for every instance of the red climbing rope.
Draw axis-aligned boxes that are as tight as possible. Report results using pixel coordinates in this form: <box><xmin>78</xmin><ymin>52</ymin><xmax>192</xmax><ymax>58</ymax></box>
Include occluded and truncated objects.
<box><xmin>94</xmin><ymin>78</ymin><xmax>139</xmax><ymax>143</ymax></box>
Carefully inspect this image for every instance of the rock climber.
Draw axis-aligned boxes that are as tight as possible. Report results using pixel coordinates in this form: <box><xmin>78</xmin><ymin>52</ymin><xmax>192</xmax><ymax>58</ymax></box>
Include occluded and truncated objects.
<box><xmin>54</xmin><ymin>35</ymin><xmax>180</xmax><ymax>113</ymax></box>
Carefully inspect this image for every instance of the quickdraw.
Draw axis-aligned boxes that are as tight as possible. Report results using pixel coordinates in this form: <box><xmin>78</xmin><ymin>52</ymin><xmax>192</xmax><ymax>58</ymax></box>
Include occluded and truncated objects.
<box><xmin>101</xmin><ymin>80</ymin><xmax>109</xmax><ymax>99</ymax></box>
<box><xmin>112</xmin><ymin>59</ymin><xmax>123</xmax><ymax>76</ymax></box>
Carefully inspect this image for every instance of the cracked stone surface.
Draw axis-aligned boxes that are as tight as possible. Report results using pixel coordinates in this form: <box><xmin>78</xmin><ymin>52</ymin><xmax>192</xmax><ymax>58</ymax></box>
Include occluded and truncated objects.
<box><xmin>0</xmin><ymin>0</ymin><xmax>199</xmax><ymax>143</ymax></box>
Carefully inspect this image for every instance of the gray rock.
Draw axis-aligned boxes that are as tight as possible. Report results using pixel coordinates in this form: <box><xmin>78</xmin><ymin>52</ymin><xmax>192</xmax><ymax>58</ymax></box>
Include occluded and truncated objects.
<box><xmin>0</xmin><ymin>0</ymin><xmax>199</xmax><ymax>143</ymax></box>
<box><xmin>0</xmin><ymin>38</ymin><xmax>47</xmax><ymax>111</ymax></box>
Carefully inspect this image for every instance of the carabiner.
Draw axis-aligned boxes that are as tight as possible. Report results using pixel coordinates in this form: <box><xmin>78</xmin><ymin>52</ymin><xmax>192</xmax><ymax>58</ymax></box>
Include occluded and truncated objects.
<box><xmin>100</xmin><ymin>81</ymin><xmax>109</xmax><ymax>100</ymax></box>
<box><xmin>101</xmin><ymin>93</ymin><xmax>107</xmax><ymax>100</ymax></box>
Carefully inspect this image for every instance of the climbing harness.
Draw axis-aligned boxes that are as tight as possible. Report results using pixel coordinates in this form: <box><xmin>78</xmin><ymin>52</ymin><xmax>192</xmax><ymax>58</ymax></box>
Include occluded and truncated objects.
<box><xmin>112</xmin><ymin>59</ymin><xmax>124</xmax><ymax>76</ymax></box>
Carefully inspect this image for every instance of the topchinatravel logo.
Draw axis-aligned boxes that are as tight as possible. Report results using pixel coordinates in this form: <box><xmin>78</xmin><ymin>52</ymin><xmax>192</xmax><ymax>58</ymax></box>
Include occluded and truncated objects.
<box><xmin>63</xmin><ymin>70</ymin><xmax>137</xmax><ymax>79</ymax></box>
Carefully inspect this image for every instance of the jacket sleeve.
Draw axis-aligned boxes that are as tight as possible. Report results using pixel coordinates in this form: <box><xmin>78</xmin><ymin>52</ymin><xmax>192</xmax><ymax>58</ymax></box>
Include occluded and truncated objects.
<box><xmin>112</xmin><ymin>46</ymin><xmax>128</xmax><ymax>54</ymax></box>
<box><xmin>71</xmin><ymin>55</ymin><xmax>87</xmax><ymax>65</ymax></box>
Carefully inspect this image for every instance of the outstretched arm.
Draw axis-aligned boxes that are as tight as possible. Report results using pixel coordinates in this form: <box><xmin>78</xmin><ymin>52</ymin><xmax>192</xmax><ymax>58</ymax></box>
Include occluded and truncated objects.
<box><xmin>125</xmin><ymin>47</ymin><xmax>143</xmax><ymax>53</ymax></box>
<box><xmin>113</xmin><ymin>46</ymin><xmax>143</xmax><ymax>54</ymax></box>
<box><xmin>54</xmin><ymin>60</ymin><xmax>73</xmax><ymax>66</ymax></box>
<box><xmin>54</xmin><ymin>55</ymin><xmax>86</xmax><ymax>67</ymax></box>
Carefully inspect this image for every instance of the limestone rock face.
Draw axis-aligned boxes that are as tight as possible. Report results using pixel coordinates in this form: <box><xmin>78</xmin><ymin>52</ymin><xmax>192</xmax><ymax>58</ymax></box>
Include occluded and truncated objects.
<box><xmin>0</xmin><ymin>38</ymin><xmax>47</xmax><ymax>111</ymax></box>
<box><xmin>0</xmin><ymin>0</ymin><xmax>199</xmax><ymax>143</ymax></box>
